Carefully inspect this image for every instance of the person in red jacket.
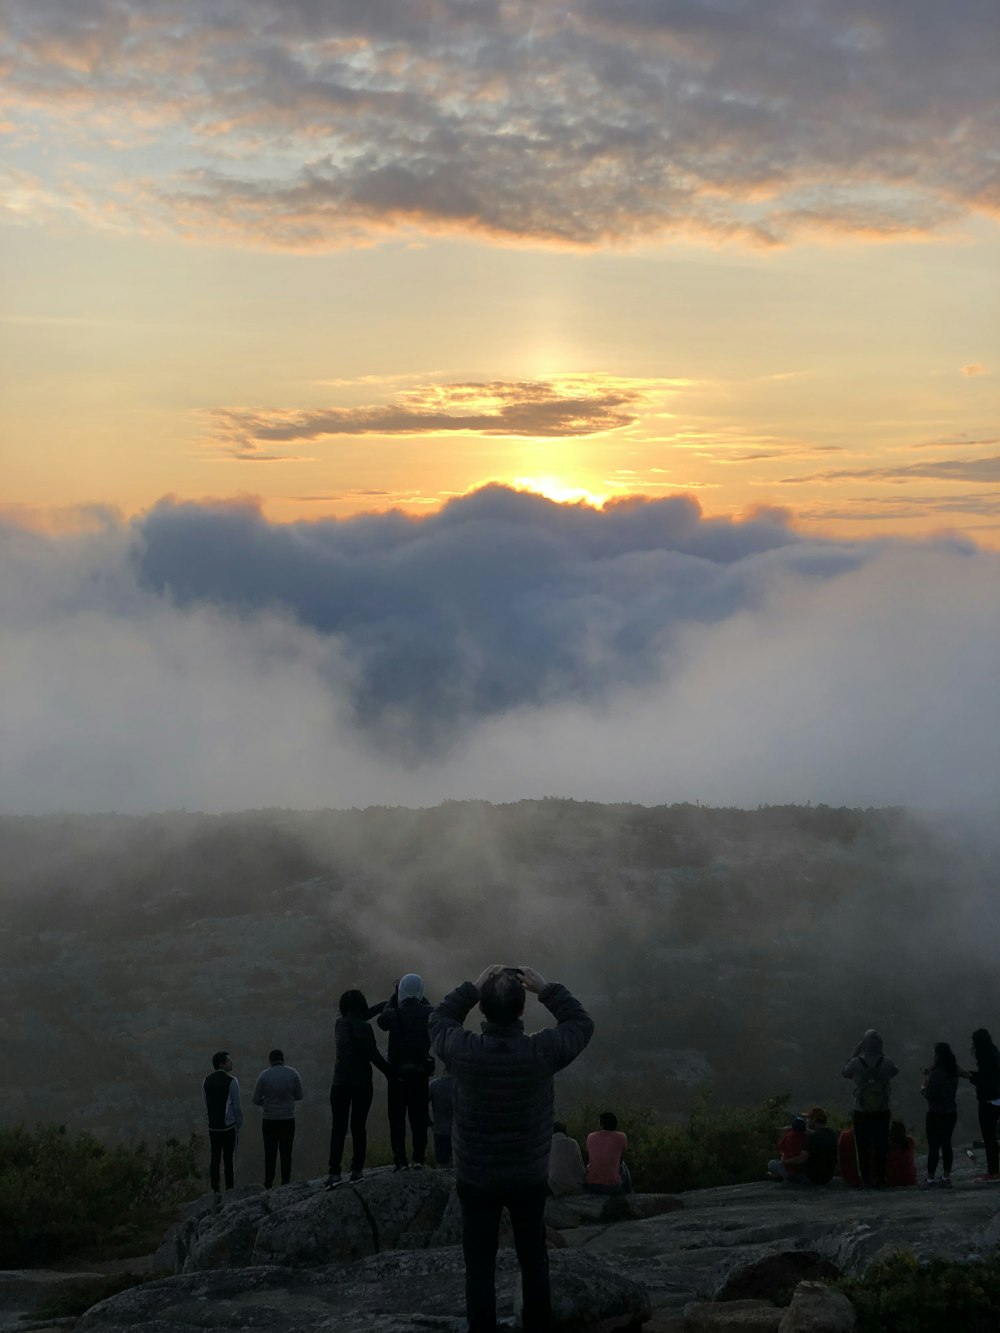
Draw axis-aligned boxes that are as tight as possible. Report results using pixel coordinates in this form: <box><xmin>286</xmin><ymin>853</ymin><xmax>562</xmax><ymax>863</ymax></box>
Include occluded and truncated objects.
<box><xmin>886</xmin><ymin>1120</ymin><xmax>917</xmax><ymax>1187</ymax></box>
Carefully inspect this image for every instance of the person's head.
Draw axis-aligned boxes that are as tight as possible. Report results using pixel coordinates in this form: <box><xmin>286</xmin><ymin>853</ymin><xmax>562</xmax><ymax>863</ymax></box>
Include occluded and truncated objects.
<box><xmin>398</xmin><ymin>973</ymin><xmax>424</xmax><ymax>1002</ymax></box>
<box><xmin>552</xmin><ymin>1121</ymin><xmax>567</xmax><ymax>1136</ymax></box>
<box><xmin>212</xmin><ymin>1051</ymin><xmax>231</xmax><ymax>1070</ymax></box>
<box><xmin>804</xmin><ymin>1106</ymin><xmax>827</xmax><ymax>1128</ymax></box>
<box><xmin>339</xmin><ymin>989</ymin><xmax>369</xmax><ymax>1017</ymax></box>
<box><xmin>859</xmin><ymin>1029</ymin><xmax>883</xmax><ymax>1057</ymax></box>
<box><xmin>889</xmin><ymin>1119</ymin><xmax>909</xmax><ymax>1149</ymax></box>
<box><xmin>972</xmin><ymin>1028</ymin><xmax>996</xmax><ymax>1062</ymax></box>
<box><xmin>479</xmin><ymin>969</ymin><xmax>525</xmax><ymax>1024</ymax></box>
<box><xmin>790</xmin><ymin>1116</ymin><xmax>807</xmax><ymax>1134</ymax></box>
<box><xmin>933</xmin><ymin>1041</ymin><xmax>958</xmax><ymax>1075</ymax></box>
<box><xmin>599</xmin><ymin>1111</ymin><xmax>618</xmax><ymax>1132</ymax></box>
<box><xmin>268</xmin><ymin>1049</ymin><xmax>284</xmax><ymax>1065</ymax></box>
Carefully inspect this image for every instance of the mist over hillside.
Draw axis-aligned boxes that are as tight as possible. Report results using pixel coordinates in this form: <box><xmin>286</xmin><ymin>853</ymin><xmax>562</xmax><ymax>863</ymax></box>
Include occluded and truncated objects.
<box><xmin>3</xmin><ymin>800</ymin><xmax>997</xmax><ymax>1179</ymax></box>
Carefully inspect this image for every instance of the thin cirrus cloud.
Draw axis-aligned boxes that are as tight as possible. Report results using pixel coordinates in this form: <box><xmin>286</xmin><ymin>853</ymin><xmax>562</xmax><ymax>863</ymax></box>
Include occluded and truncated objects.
<box><xmin>3</xmin><ymin>0</ymin><xmax>999</xmax><ymax>250</ymax></box>
<box><xmin>205</xmin><ymin>379</ymin><xmax>648</xmax><ymax>458</ymax></box>
<box><xmin>783</xmin><ymin>455</ymin><xmax>1000</xmax><ymax>486</ymax></box>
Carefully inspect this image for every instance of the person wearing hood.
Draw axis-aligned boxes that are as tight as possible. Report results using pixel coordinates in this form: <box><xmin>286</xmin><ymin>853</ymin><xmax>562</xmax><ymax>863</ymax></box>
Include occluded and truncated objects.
<box><xmin>842</xmin><ymin>1029</ymin><xmax>899</xmax><ymax>1189</ymax></box>
<box><xmin>378</xmin><ymin>973</ymin><xmax>434</xmax><ymax>1171</ymax></box>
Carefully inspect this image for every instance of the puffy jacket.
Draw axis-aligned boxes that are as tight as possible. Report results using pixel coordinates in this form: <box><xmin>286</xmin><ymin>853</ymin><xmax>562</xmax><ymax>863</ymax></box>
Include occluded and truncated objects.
<box><xmin>378</xmin><ymin>995</ymin><xmax>433</xmax><ymax>1069</ymax></box>
<box><xmin>430</xmin><ymin>981</ymin><xmax>594</xmax><ymax>1188</ymax></box>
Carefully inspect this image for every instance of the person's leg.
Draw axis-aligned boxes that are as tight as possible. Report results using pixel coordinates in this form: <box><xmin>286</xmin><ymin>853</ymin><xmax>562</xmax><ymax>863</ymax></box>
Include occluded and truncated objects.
<box><xmin>925</xmin><ymin>1113</ymin><xmax>941</xmax><ymax>1179</ymax></box>
<box><xmin>872</xmin><ymin>1111</ymin><xmax>891</xmax><ymax>1188</ymax></box>
<box><xmin>209</xmin><ymin>1133</ymin><xmax>222</xmax><ymax>1193</ymax></box>
<box><xmin>767</xmin><ymin>1158</ymin><xmax>794</xmax><ymax>1180</ymax></box>
<box><xmin>941</xmin><ymin>1111</ymin><xmax>957</xmax><ymax>1178</ymax></box>
<box><xmin>979</xmin><ymin>1103</ymin><xmax>1000</xmax><ymax>1175</ymax></box>
<box><xmin>349</xmin><ymin>1083</ymin><xmax>374</xmax><ymax>1175</ymax></box>
<box><xmin>407</xmin><ymin>1073</ymin><xmax>430</xmax><ymax>1165</ymax></box>
<box><xmin>506</xmin><ymin>1182</ymin><xmax>552</xmax><ymax>1333</ymax></box>
<box><xmin>262</xmin><ymin>1120</ymin><xmax>278</xmax><ymax>1188</ymax></box>
<box><xmin>434</xmin><ymin>1132</ymin><xmax>453</xmax><ymax>1167</ymax></box>
<box><xmin>328</xmin><ymin>1085</ymin><xmax>351</xmax><ymax>1177</ymax></box>
<box><xmin>221</xmin><ymin>1128</ymin><xmax>236</xmax><ymax>1190</ymax></box>
<box><xmin>458</xmin><ymin>1181</ymin><xmax>505</xmax><ymax>1333</ymax></box>
<box><xmin>387</xmin><ymin>1075</ymin><xmax>408</xmax><ymax>1167</ymax></box>
<box><xmin>278</xmin><ymin>1121</ymin><xmax>295</xmax><ymax>1185</ymax></box>
<box><xmin>853</xmin><ymin>1112</ymin><xmax>875</xmax><ymax>1187</ymax></box>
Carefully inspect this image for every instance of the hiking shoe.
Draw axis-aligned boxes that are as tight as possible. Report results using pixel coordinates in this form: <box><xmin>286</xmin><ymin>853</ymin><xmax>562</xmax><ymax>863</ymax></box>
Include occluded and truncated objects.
<box><xmin>940</xmin><ymin>1177</ymin><xmax>953</xmax><ymax>1188</ymax></box>
<box><xmin>974</xmin><ymin>1173</ymin><xmax>1000</xmax><ymax>1183</ymax></box>
<box><xmin>349</xmin><ymin>1170</ymin><xmax>363</xmax><ymax>1182</ymax></box>
<box><xmin>410</xmin><ymin>1161</ymin><xmax>424</xmax><ymax>1171</ymax></box>
<box><xmin>325</xmin><ymin>1174</ymin><xmax>343</xmax><ymax>1190</ymax></box>
<box><xmin>922</xmin><ymin>1177</ymin><xmax>937</xmax><ymax>1188</ymax></box>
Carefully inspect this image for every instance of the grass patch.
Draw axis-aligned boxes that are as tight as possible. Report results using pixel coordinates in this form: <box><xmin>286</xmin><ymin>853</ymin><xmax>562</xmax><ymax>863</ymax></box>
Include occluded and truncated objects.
<box><xmin>834</xmin><ymin>1251</ymin><xmax>1000</xmax><ymax>1332</ymax></box>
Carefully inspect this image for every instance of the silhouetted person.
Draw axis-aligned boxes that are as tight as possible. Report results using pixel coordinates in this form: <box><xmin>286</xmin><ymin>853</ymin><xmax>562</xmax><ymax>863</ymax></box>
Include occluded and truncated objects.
<box><xmin>548</xmin><ymin>1122</ymin><xmax>585</xmax><ymax>1197</ymax></box>
<box><xmin>842</xmin><ymin>1029</ymin><xmax>898</xmax><ymax>1189</ymax></box>
<box><xmin>430</xmin><ymin>964</ymin><xmax>594</xmax><ymax>1333</ymax></box>
<box><xmin>921</xmin><ymin>1041</ymin><xmax>959</xmax><ymax>1187</ymax></box>
<box><xmin>429</xmin><ymin>1063</ymin><xmax>456</xmax><ymax>1167</ymax></box>
<box><xmin>252</xmin><ymin>1048</ymin><xmax>303</xmax><ymax>1188</ymax></box>
<box><xmin>962</xmin><ymin>1028</ymin><xmax>1000</xmax><ymax>1181</ymax></box>
<box><xmin>767</xmin><ymin>1115</ymin><xmax>808</xmax><ymax>1182</ymax></box>
<box><xmin>379</xmin><ymin>973</ymin><xmax>433</xmax><ymax>1170</ymax></box>
<box><xmin>328</xmin><ymin>989</ymin><xmax>391</xmax><ymax>1186</ymax></box>
<box><xmin>204</xmin><ymin>1050</ymin><xmax>243</xmax><ymax>1196</ymax></box>
<box><xmin>585</xmin><ymin>1111</ymin><xmax>628</xmax><ymax>1195</ymax></box>
<box><xmin>886</xmin><ymin>1119</ymin><xmax>917</xmax><ymax>1187</ymax></box>
<box><xmin>770</xmin><ymin>1108</ymin><xmax>837</xmax><ymax>1185</ymax></box>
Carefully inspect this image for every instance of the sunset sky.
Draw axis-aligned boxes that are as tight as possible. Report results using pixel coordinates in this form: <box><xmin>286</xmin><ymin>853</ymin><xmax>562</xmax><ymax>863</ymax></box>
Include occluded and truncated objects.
<box><xmin>3</xmin><ymin>0</ymin><xmax>998</xmax><ymax>541</ymax></box>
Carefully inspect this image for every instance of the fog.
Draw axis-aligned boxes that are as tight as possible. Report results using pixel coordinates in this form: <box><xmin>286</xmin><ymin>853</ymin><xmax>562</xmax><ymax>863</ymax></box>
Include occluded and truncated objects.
<box><xmin>2</xmin><ymin>486</ymin><xmax>997</xmax><ymax>816</ymax></box>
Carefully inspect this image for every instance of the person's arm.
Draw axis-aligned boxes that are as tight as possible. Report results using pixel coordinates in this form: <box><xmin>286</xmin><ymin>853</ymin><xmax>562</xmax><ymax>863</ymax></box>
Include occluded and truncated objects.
<box><xmin>252</xmin><ymin>1074</ymin><xmax>264</xmax><ymax>1108</ymax></box>
<box><xmin>367</xmin><ymin>1000</ymin><xmax>387</xmax><ymax>1020</ymax></box>
<box><xmin>884</xmin><ymin>1057</ymin><xmax>900</xmax><ymax>1080</ymax></box>
<box><xmin>293</xmin><ymin>1071</ymin><xmax>303</xmax><ymax>1102</ymax></box>
<box><xmin>784</xmin><ymin>1147</ymin><xmax>810</xmax><ymax>1167</ymax></box>
<box><xmin>842</xmin><ymin>1056</ymin><xmax>859</xmax><ymax>1079</ymax></box>
<box><xmin>360</xmin><ymin>1022</ymin><xmax>392</xmax><ymax>1077</ymax></box>
<box><xmin>229</xmin><ymin>1077</ymin><xmax>244</xmax><ymax>1129</ymax></box>
<box><xmin>520</xmin><ymin>967</ymin><xmax>594</xmax><ymax>1070</ymax></box>
<box><xmin>429</xmin><ymin>975</ymin><xmax>485</xmax><ymax>1061</ymax></box>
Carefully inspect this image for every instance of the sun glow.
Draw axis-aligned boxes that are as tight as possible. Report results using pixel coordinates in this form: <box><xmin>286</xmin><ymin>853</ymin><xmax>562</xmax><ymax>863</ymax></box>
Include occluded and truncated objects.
<box><xmin>512</xmin><ymin>476</ymin><xmax>609</xmax><ymax>507</ymax></box>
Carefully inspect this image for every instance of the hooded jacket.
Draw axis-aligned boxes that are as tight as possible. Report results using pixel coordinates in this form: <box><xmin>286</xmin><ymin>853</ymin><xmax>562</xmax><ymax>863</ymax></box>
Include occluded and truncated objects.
<box><xmin>378</xmin><ymin>977</ymin><xmax>433</xmax><ymax>1069</ymax></box>
<box><xmin>842</xmin><ymin>1029</ymin><xmax>899</xmax><ymax>1112</ymax></box>
<box><xmin>430</xmin><ymin>980</ymin><xmax>594</xmax><ymax>1189</ymax></box>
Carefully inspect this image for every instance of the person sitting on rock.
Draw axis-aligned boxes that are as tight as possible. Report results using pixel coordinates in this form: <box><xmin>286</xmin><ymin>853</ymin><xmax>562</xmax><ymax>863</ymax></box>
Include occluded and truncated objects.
<box><xmin>430</xmin><ymin>963</ymin><xmax>594</xmax><ymax>1333</ymax></box>
<box><xmin>548</xmin><ymin>1121</ymin><xmax>586</xmax><ymax>1196</ymax></box>
<box><xmin>585</xmin><ymin>1111</ymin><xmax>630</xmax><ymax>1195</ymax></box>
<box><xmin>327</xmin><ymin>989</ymin><xmax>391</xmax><ymax>1188</ymax></box>
<box><xmin>836</xmin><ymin>1125</ymin><xmax>863</xmax><ymax>1187</ymax></box>
<box><xmin>842</xmin><ymin>1029</ymin><xmax>899</xmax><ymax>1189</ymax></box>
<box><xmin>429</xmin><ymin>1061</ymin><xmax>456</xmax><ymax>1167</ymax></box>
<box><xmin>379</xmin><ymin>973</ymin><xmax>434</xmax><ymax>1171</ymax></box>
<box><xmin>767</xmin><ymin>1115</ymin><xmax>808</xmax><ymax>1181</ymax></box>
<box><xmin>770</xmin><ymin>1107</ymin><xmax>838</xmax><ymax>1185</ymax></box>
<box><xmin>886</xmin><ymin>1119</ymin><xmax>917</xmax><ymax>1187</ymax></box>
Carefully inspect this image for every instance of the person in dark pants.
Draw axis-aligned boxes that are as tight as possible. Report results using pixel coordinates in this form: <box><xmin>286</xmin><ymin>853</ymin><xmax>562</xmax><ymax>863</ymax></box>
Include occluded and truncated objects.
<box><xmin>842</xmin><ymin>1029</ymin><xmax>898</xmax><ymax>1189</ymax></box>
<box><xmin>252</xmin><ymin>1048</ymin><xmax>303</xmax><ymax>1188</ymax></box>
<box><xmin>962</xmin><ymin>1028</ymin><xmax>1000</xmax><ymax>1182</ymax></box>
<box><xmin>203</xmin><ymin>1050</ymin><xmax>243</xmax><ymax>1196</ymax></box>
<box><xmin>430</xmin><ymin>965</ymin><xmax>594</xmax><ymax>1333</ymax></box>
<box><xmin>327</xmin><ymin>990</ymin><xmax>391</xmax><ymax>1187</ymax></box>
<box><xmin>429</xmin><ymin>1063</ymin><xmax>455</xmax><ymax>1166</ymax></box>
<box><xmin>379</xmin><ymin>974</ymin><xmax>434</xmax><ymax>1171</ymax></box>
<box><xmin>921</xmin><ymin>1041</ymin><xmax>959</xmax><ymax>1187</ymax></box>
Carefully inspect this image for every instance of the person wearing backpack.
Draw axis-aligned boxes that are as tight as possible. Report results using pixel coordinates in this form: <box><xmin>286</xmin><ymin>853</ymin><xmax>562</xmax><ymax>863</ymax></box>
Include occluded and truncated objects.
<box><xmin>842</xmin><ymin>1029</ymin><xmax>898</xmax><ymax>1189</ymax></box>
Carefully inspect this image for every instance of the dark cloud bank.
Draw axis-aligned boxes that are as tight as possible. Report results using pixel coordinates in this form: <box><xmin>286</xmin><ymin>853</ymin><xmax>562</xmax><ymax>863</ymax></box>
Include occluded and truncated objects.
<box><xmin>2</xmin><ymin>484</ymin><xmax>998</xmax><ymax>813</ymax></box>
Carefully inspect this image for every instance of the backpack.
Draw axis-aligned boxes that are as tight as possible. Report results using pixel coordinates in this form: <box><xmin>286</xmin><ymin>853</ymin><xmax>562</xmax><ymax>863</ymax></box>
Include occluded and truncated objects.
<box><xmin>857</xmin><ymin>1055</ymin><xmax>890</xmax><ymax>1112</ymax></box>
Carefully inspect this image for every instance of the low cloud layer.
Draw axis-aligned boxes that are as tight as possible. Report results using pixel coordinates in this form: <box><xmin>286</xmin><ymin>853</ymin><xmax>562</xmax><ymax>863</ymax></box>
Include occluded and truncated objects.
<box><xmin>2</xmin><ymin>484</ymin><xmax>998</xmax><ymax>815</ymax></box>
<box><xmin>4</xmin><ymin>0</ymin><xmax>999</xmax><ymax>248</ymax></box>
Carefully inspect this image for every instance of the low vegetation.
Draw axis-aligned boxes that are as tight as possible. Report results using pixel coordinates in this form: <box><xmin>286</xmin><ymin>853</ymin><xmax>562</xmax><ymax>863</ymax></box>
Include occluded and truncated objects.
<box><xmin>0</xmin><ymin>1123</ymin><xmax>200</xmax><ymax>1266</ymax></box>
<box><xmin>834</xmin><ymin>1251</ymin><xmax>1000</xmax><ymax>1332</ymax></box>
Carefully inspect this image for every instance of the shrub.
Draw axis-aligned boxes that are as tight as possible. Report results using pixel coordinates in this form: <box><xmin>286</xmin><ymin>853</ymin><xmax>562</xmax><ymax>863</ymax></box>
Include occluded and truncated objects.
<box><xmin>834</xmin><ymin>1251</ymin><xmax>1000</xmax><ymax>1332</ymax></box>
<box><xmin>566</xmin><ymin>1090</ymin><xmax>791</xmax><ymax>1193</ymax></box>
<box><xmin>0</xmin><ymin>1124</ymin><xmax>200</xmax><ymax>1266</ymax></box>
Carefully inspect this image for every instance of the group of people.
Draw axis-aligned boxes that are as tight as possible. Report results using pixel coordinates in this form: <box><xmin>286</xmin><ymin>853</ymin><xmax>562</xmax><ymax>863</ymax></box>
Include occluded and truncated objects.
<box><xmin>766</xmin><ymin>1027</ymin><xmax>1000</xmax><ymax>1190</ymax></box>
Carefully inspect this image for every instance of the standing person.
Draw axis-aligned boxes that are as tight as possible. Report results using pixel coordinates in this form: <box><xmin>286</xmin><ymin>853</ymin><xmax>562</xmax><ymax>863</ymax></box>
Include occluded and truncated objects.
<box><xmin>204</xmin><ymin>1051</ymin><xmax>243</xmax><ymax>1197</ymax></box>
<box><xmin>328</xmin><ymin>989</ymin><xmax>391</xmax><ymax>1187</ymax></box>
<box><xmin>842</xmin><ymin>1029</ymin><xmax>898</xmax><ymax>1189</ymax></box>
<box><xmin>251</xmin><ymin>1049</ymin><xmax>303</xmax><ymax>1188</ymax></box>
<box><xmin>585</xmin><ymin>1111</ymin><xmax>628</xmax><ymax>1195</ymax></box>
<box><xmin>921</xmin><ymin>1041</ymin><xmax>959</xmax><ymax>1188</ymax></box>
<box><xmin>430</xmin><ymin>963</ymin><xmax>594</xmax><ymax>1333</ymax></box>
<box><xmin>429</xmin><ymin>1062</ymin><xmax>456</xmax><ymax>1167</ymax></box>
<box><xmin>962</xmin><ymin>1028</ymin><xmax>1000</xmax><ymax>1183</ymax></box>
<box><xmin>548</xmin><ymin>1123</ymin><xmax>585</xmax><ymax>1197</ymax></box>
<box><xmin>379</xmin><ymin>973</ymin><xmax>434</xmax><ymax>1171</ymax></box>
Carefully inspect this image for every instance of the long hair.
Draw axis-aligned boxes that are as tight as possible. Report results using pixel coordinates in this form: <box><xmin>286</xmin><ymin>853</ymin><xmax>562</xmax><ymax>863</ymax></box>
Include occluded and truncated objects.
<box><xmin>933</xmin><ymin>1041</ymin><xmax>959</xmax><ymax>1076</ymax></box>
<box><xmin>339</xmin><ymin>989</ymin><xmax>369</xmax><ymax>1017</ymax></box>
<box><xmin>972</xmin><ymin>1028</ymin><xmax>997</xmax><ymax>1064</ymax></box>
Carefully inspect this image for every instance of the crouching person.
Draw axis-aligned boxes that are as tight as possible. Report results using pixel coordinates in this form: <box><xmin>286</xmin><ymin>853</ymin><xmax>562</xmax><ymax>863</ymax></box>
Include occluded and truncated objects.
<box><xmin>430</xmin><ymin>965</ymin><xmax>594</xmax><ymax>1333</ymax></box>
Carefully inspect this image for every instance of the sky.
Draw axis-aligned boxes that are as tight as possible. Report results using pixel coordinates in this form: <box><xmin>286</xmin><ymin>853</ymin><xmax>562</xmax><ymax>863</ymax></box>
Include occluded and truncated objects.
<box><xmin>2</xmin><ymin>1</ymin><xmax>999</xmax><ymax>815</ymax></box>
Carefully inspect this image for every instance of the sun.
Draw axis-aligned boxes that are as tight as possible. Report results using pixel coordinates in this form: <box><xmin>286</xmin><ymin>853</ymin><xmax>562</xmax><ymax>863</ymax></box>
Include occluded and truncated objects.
<box><xmin>512</xmin><ymin>475</ymin><xmax>609</xmax><ymax>507</ymax></box>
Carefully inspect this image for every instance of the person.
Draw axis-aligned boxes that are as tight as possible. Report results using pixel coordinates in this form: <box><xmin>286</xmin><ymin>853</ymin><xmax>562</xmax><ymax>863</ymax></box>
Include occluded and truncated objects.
<box><xmin>767</xmin><ymin>1115</ymin><xmax>808</xmax><ymax>1182</ymax></box>
<box><xmin>379</xmin><ymin>973</ymin><xmax>434</xmax><ymax>1171</ymax></box>
<box><xmin>837</xmin><ymin>1125</ymin><xmax>862</xmax><ymax>1187</ymax></box>
<box><xmin>886</xmin><ymin>1119</ymin><xmax>917</xmax><ymax>1187</ymax></box>
<box><xmin>204</xmin><ymin>1050</ymin><xmax>243</xmax><ymax>1196</ymax></box>
<box><xmin>548</xmin><ymin>1122</ymin><xmax>585</xmax><ymax>1197</ymax></box>
<box><xmin>921</xmin><ymin>1041</ymin><xmax>959</xmax><ymax>1188</ymax></box>
<box><xmin>585</xmin><ymin>1111</ymin><xmax>629</xmax><ymax>1195</ymax></box>
<box><xmin>429</xmin><ymin>964</ymin><xmax>594</xmax><ymax>1333</ymax></box>
<box><xmin>842</xmin><ymin>1029</ymin><xmax>898</xmax><ymax>1189</ymax></box>
<box><xmin>328</xmin><ymin>989</ymin><xmax>391</xmax><ymax>1187</ymax></box>
<box><xmin>962</xmin><ymin>1028</ymin><xmax>1000</xmax><ymax>1182</ymax></box>
<box><xmin>251</xmin><ymin>1048</ymin><xmax>303</xmax><ymax>1188</ymax></box>
<box><xmin>429</xmin><ymin>1062</ymin><xmax>456</xmax><ymax>1167</ymax></box>
<box><xmin>771</xmin><ymin>1107</ymin><xmax>838</xmax><ymax>1185</ymax></box>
